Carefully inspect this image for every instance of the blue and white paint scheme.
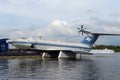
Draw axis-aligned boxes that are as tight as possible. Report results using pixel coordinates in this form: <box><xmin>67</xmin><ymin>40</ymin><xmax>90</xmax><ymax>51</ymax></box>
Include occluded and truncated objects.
<box><xmin>8</xmin><ymin>26</ymin><xmax>120</xmax><ymax>58</ymax></box>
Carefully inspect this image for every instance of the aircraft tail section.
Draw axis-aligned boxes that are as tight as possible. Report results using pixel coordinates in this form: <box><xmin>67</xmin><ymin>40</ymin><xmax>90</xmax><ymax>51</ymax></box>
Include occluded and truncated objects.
<box><xmin>78</xmin><ymin>25</ymin><xmax>120</xmax><ymax>46</ymax></box>
<box><xmin>80</xmin><ymin>32</ymin><xmax>120</xmax><ymax>46</ymax></box>
<box><xmin>80</xmin><ymin>34</ymin><xmax>99</xmax><ymax>46</ymax></box>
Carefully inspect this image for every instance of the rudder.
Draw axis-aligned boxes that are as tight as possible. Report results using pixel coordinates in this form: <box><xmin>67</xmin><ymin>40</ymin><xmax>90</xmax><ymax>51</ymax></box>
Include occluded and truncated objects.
<box><xmin>80</xmin><ymin>34</ymin><xmax>99</xmax><ymax>46</ymax></box>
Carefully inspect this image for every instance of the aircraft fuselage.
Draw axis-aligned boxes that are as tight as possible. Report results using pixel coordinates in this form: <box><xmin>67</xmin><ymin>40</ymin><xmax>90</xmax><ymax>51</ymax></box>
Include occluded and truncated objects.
<box><xmin>10</xmin><ymin>40</ymin><xmax>91</xmax><ymax>52</ymax></box>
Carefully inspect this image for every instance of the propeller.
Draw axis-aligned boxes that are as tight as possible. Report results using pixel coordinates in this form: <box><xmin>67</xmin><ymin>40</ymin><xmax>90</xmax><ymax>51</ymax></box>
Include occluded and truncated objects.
<box><xmin>77</xmin><ymin>25</ymin><xmax>86</xmax><ymax>35</ymax></box>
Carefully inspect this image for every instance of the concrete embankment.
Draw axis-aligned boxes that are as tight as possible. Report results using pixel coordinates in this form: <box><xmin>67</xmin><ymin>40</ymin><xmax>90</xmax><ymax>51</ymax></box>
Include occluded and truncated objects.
<box><xmin>0</xmin><ymin>49</ymin><xmax>42</xmax><ymax>56</ymax></box>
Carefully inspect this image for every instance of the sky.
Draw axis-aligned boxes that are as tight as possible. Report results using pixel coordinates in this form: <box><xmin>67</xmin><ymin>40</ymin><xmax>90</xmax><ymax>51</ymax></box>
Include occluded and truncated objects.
<box><xmin>0</xmin><ymin>0</ymin><xmax>120</xmax><ymax>45</ymax></box>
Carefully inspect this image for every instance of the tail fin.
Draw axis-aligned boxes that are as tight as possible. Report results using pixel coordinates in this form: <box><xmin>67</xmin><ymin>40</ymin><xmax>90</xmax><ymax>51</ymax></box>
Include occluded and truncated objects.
<box><xmin>80</xmin><ymin>32</ymin><xmax>120</xmax><ymax>46</ymax></box>
<box><xmin>78</xmin><ymin>25</ymin><xmax>120</xmax><ymax>46</ymax></box>
<box><xmin>81</xmin><ymin>34</ymin><xmax>99</xmax><ymax>45</ymax></box>
<box><xmin>0</xmin><ymin>38</ymin><xmax>9</xmax><ymax>52</ymax></box>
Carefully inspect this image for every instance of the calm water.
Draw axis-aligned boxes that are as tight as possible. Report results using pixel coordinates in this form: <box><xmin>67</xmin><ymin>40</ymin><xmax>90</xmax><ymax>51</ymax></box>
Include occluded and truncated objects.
<box><xmin>0</xmin><ymin>53</ymin><xmax>120</xmax><ymax>80</ymax></box>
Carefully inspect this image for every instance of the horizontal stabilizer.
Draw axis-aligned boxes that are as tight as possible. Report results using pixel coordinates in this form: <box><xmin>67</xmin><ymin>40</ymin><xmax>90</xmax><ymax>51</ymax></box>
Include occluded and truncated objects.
<box><xmin>81</xmin><ymin>31</ymin><xmax>120</xmax><ymax>45</ymax></box>
<box><xmin>92</xmin><ymin>33</ymin><xmax>120</xmax><ymax>36</ymax></box>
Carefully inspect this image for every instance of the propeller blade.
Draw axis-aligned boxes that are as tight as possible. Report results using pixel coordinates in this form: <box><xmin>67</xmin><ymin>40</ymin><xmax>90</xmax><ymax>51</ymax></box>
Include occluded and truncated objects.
<box><xmin>77</xmin><ymin>27</ymin><xmax>80</xmax><ymax>30</ymax></box>
<box><xmin>82</xmin><ymin>31</ymin><xmax>84</xmax><ymax>35</ymax></box>
<box><xmin>77</xmin><ymin>25</ymin><xmax>85</xmax><ymax>36</ymax></box>
<box><xmin>78</xmin><ymin>30</ymin><xmax>81</xmax><ymax>33</ymax></box>
<box><xmin>81</xmin><ymin>25</ymin><xmax>84</xmax><ymax>29</ymax></box>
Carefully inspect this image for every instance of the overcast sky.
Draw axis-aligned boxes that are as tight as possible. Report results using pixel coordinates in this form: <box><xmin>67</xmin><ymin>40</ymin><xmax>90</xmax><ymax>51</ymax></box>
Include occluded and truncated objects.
<box><xmin>0</xmin><ymin>0</ymin><xmax>120</xmax><ymax>45</ymax></box>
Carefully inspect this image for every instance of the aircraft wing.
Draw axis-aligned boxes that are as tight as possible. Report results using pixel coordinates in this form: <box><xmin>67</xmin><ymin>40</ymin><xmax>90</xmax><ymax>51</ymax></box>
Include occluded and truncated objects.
<box><xmin>60</xmin><ymin>50</ymin><xmax>93</xmax><ymax>55</ymax></box>
<box><xmin>31</xmin><ymin>48</ymin><xmax>93</xmax><ymax>55</ymax></box>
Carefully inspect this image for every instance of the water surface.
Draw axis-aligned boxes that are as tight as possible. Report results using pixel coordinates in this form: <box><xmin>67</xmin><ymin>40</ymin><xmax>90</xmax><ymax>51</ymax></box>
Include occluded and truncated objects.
<box><xmin>0</xmin><ymin>53</ymin><xmax>120</xmax><ymax>80</ymax></box>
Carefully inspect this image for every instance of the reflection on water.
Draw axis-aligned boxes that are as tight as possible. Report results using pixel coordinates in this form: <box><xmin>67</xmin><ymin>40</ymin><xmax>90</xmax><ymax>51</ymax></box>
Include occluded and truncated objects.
<box><xmin>0</xmin><ymin>53</ymin><xmax>120</xmax><ymax>80</ymax></box>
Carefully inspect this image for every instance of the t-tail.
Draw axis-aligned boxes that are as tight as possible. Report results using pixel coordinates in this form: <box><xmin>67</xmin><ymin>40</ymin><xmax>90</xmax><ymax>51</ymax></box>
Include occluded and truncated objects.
<box><xmin>80</xmin><ymin>33</ymin><xmax>99</xmax><ymax>46</ymax></box>
<box><xmin>78</xmin><ymin>25</ymin><xmax>120</xmax><ymax>46</ymax></box>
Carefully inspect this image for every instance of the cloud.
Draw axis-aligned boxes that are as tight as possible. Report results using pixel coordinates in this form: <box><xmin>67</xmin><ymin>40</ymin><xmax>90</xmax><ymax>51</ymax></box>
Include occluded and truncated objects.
<box><xmin>88</xmin><ymin>16</ymin><xmax>120</xmax><ymax>33</ymax></box>
<box><xmin>51</xmin><ymin>20</ymin><xmax>75</xmax><ymax>36</ymax></box>
<box><xmin>102</xmin><ymin>26</ymin><xmax>120</xmax><ymax>33</ymax></box>
<box><xmin>0</xmin><ymin>19</ymin><xmax>120</xmax><ymax>45</ymax></box>
<box><xmin>0</xmin><ymin>0</ymin><xmax>120</xmax><ymax>28</ymax></box>
<box><xmin>0</xmin><ymin>0</ymin><xmax>118</xmax><ymax>21</ymax></box>
<box><xmin>51</xmin><ymin>20</ymin><xmax>69</xmax><ymax>27</ymax></box>
<box><xmin>0</xmin><ymin>0</ymin><xmax>120</xmax><ymax>45</ymax></box>
<box><xmin>38</xmin><ymin>20</ymin><xmax>77</xmax><ymax>41</ymax></box>
<box><xmin>1</xmin><ymin>20</ymin><xmax>75</xmax><ymax>39</ymax></box>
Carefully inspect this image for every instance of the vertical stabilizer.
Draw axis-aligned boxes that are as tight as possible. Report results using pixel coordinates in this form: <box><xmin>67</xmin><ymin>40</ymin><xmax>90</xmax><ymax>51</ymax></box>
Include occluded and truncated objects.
<box><xmin>80</xmin><ymin>34</ymin><xmax>99</xmax><ymax>46</ymax></box>
<box><xmin>78</xmin><ymin>25</ymin><xmax>120</xmax><ymax>46</ymax></box>
<box><xmin>80</xmin><ymin>32</ymin><xmax>120</xmax><ymax>46</ymax></box>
